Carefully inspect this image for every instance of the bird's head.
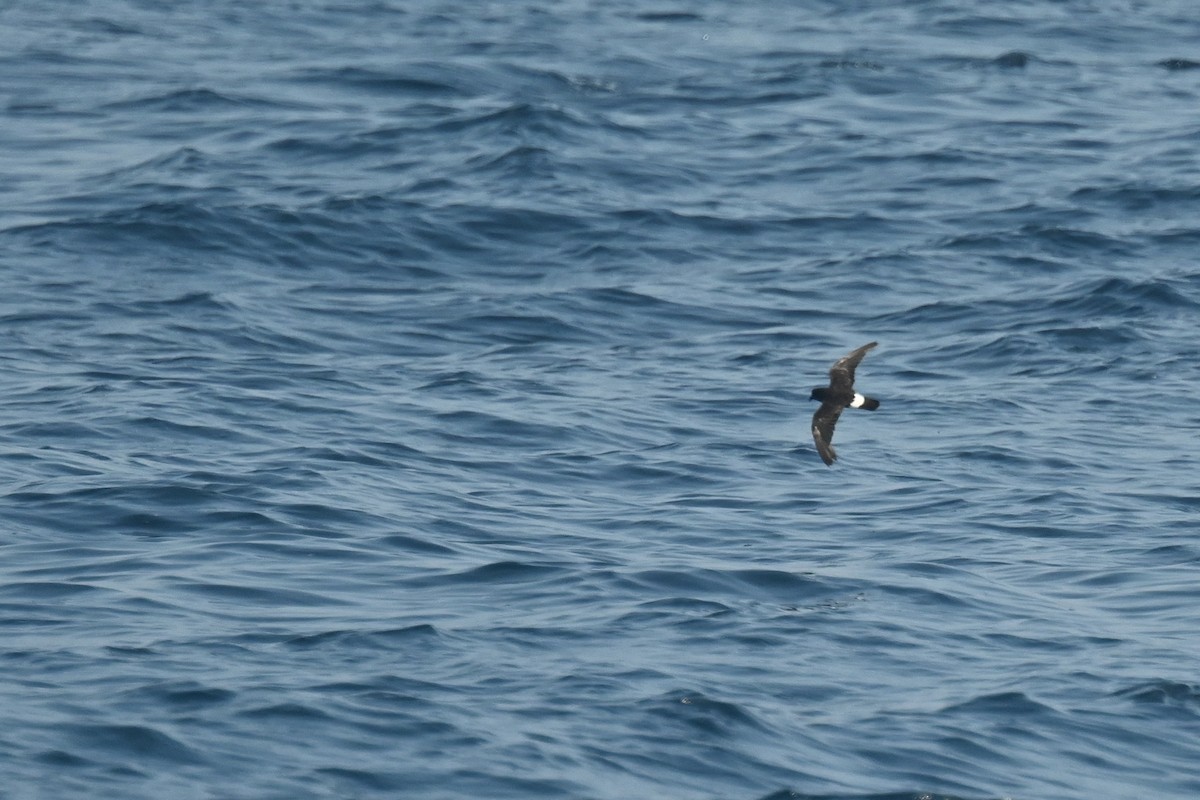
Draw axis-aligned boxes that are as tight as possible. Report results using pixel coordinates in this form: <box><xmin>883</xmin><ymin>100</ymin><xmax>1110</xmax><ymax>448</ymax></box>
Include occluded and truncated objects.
<box><xmin>810</xmin><ymin>387</ymin><xmax>828</xmax><ymax>402</ymax></box>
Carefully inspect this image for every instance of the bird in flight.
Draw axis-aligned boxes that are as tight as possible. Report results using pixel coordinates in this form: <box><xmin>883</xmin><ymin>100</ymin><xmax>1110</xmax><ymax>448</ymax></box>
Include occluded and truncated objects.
<box><xmin>810</xmin><ymin>342</ymin><xmax>880</xmax><ymax>466</ymax></box>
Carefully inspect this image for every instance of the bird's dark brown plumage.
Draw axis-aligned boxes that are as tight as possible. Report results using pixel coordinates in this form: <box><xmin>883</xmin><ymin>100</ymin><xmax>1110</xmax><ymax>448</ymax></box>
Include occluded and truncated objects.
<box><xmin>810</xmin><ymin>342</ymin><xmax>879</xmax><ymax>466</ymax></box>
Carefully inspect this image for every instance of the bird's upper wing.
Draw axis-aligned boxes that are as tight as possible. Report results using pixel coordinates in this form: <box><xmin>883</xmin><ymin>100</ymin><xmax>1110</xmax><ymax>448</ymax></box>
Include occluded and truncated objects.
<box><xmin>828</xmin><ymin>341</ymin><xmax>878</xmax><ymax>392</ymax></box>
<box><xmin>811</xmin><ymin>402</ymin><xmax>844</xmax><ymax>466</ymax></box>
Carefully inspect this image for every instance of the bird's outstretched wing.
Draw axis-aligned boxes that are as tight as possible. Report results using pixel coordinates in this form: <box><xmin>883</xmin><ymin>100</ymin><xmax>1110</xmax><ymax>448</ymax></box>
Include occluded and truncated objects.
<box><xmin>828</xmin><ymin>341</ymin><xmax>878</xmax><ymax>392</ymax></box>
<box><xmin>812</xmin><ymin>402</ymin><xmax>844</xmax><ymax>466</ymax></box>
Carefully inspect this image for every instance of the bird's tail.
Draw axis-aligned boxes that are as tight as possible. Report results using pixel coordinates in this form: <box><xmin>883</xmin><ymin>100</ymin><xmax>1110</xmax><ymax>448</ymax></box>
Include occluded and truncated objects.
<box><xmin>851</xmin><ymin>393</ymin><xmax>880</xmax><ymax>411</ymax></box>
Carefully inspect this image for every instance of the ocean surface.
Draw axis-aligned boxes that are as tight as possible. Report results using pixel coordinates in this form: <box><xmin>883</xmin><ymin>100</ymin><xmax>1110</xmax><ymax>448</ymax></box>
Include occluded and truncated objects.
<box><xmin>3</xmin><ymin>2</ymin><xmax>1200</xmax><ymax>798</ymax></box>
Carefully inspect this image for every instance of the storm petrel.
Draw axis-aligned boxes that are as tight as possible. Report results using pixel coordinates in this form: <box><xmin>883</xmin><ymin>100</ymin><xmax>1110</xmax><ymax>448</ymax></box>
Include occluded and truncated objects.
<box><xmin>810</xmin><ymin>341</ymin><xmax>880</xmax><ymax>466</ymax></box>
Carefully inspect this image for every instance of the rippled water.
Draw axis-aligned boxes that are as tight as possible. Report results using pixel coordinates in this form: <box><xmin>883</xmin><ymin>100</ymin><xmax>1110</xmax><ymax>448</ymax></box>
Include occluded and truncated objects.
<box><xmin>3</xmin><ymin>2</ymin><xmax>1200</xmax><ymax>799</ymax></box>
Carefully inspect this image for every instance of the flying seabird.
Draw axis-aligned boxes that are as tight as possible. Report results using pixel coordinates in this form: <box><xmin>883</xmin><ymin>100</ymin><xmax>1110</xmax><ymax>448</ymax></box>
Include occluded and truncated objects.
<box><xmin>810</xmin><ymin>341</ymin><xmax>880</xmax><ymax>466</ymax></box>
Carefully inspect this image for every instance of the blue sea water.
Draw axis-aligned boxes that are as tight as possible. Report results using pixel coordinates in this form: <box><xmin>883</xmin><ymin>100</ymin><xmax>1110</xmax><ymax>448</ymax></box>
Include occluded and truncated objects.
<box><xmin>3</xmin><ymin>1</ymin><xmax>1200</xmax><ymax>798</ymax></box>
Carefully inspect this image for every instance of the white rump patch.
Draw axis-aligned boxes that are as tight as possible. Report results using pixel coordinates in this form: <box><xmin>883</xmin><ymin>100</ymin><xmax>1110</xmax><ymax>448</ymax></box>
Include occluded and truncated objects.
<box><xmin>850</xmin><ymin>393</ymin><xmax>867</xmax><ymax>409</ymax></box>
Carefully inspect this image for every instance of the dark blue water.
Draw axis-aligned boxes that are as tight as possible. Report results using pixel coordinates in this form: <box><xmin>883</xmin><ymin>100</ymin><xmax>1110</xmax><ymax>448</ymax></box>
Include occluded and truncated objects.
<box><xmin>4</xmin><ymin>2</ymin><xmax>1200</xmax><ymax>798</ymax></box>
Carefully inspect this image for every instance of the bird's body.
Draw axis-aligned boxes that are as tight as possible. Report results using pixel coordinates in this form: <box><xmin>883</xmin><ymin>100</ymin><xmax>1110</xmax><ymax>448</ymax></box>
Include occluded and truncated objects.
<box><xmin>810</xmin><ymin>342</ymin><xmax>880</xmax><ymax>466</ymax></box>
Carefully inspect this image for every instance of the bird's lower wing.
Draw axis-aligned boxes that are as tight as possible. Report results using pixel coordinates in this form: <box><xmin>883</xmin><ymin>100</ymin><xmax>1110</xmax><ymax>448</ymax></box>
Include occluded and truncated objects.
<box><xmin>812</xmin><ymin>404</ymin><xmax>843</xmax><ymax>466</ymax></box>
